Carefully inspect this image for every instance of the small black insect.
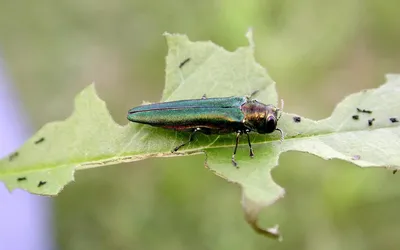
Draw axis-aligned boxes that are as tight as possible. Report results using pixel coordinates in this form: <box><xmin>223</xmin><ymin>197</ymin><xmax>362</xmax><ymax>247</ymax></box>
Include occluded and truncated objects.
<box><xmin>393</xmin><ymin>170</ymin><xmax>398</xmax><ymax>175</ymax></box>
<box><xmin>17</xmin><ymin>177</ymin><xmax>27</xmax><ymax>182</ymax></box>
<box><xmin>390</xmin><ymin>118</ymin><xmax>399</xmax><ymax>123</ymax></box>
<box><xmin>352</xmin><ymin>115</ymin><xmax>359</xmax><ymax>120</ymax></box>
<box><xmin>37</xmin><ymin>181</ymin><xmax>47</xmax><ymax>187</ymax></box>
<box><xmin>34</xmin><ymin>137</ymin><xmax>45</xmax><ymax>144</ymax></box>
<box><xmin>357</xmin><ymin>108</ymin><xmax>372</xmax><ymax>114</ymax></box>
<box><xmin>293</xmin><ymin>116</ymin><xmax>301</xmax><ymax>123</ymax></box>
<box><xmin>8</xmin><ymin>152</ymin><xmax>19</xmax><ymax>161</ymax></box>
<box><xmin>368</xmin><ymin>118</ymin><xmax>375</xmax><ymax>126</ymax></box>
<box><xmin>179</xmin><ymin>58</ymin><xmax>191</xmax><ymax>68</ymax></box>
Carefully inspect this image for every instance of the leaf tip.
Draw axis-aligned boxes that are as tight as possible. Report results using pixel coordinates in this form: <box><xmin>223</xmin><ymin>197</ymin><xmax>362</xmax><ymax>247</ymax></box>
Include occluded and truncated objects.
<box><xmin>246</xmin><ymin>217</ymin><xmax>282</xmax><ymax>240</ymax></box>
<box><xmin>77</xmin><ymin>83</ymin><xmax>99</xmax><ymax>99</ymax></box>
<box><xmin>163</xmin><ymin>32</ymin><xmax>189</xmax><ymax>46</ymax></box>
<box><xmin>73</xmin><ymin>83</ymin><xmax>108</xmax><ymax>114</ymax></box>
<box><xmin>241</xmin><ymin>187</ymin><xmax>285</xmax><ymax>240</ymax></box>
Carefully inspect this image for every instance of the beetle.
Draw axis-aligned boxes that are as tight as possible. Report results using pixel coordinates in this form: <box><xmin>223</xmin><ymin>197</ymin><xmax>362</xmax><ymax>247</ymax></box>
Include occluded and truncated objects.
<box><xmin>127</xmin><ymin>94</ymin><xmax>283</xmax><ymax>167</ymax></box>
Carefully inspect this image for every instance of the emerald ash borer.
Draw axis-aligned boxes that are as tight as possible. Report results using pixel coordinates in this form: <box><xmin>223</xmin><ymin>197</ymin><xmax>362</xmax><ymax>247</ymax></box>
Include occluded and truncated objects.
<box><xmin>127</xmin><ymin>95</ymin><xmax>283</xmax><ymax>167</ymax></box>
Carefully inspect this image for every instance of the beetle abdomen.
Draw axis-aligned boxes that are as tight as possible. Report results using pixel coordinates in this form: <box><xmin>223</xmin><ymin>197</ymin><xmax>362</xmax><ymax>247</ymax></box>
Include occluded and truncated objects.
<box><xmin>128</xmin><ymin>107</ymin><xmax>245</xmax><ymax>132</ymax></box>
<box><xmin>127</xmin><ymin>96</ymin><xmax>248</xmax><ymax>132</ymax></box>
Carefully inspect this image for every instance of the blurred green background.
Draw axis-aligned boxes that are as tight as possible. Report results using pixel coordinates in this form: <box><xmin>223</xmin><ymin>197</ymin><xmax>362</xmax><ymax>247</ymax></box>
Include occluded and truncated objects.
<box><xmin>1</xmin><ymin>0</ymin><xmax>400</xmax><ymax>249</ymax></box>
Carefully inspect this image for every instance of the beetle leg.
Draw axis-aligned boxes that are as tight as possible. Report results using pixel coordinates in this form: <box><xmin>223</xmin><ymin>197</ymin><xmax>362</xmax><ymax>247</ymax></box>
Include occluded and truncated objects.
<box><xmin>172</xmin><ymin>128</ymin><xmax>200</xmax><ymax>152</ymax></box>
<box><xmin>276</xmin><ymin>128</ymin><xmax>284</xmax><ymax>142</ymax></box>
<box><xmin>232</xmin><ymin>131</ymin><xmax>241</xmax><ymax>168</ymax></box>
<box><xmin>245</xmin><ymin>131</ymin><xmax>254</xmax><ymax>157</ymax></box>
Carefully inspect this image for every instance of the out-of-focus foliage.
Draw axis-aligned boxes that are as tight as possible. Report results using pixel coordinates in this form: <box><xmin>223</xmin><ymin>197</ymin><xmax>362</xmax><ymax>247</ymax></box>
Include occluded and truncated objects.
<box><xmin>0</xmin><ymin>0</ymin><xmax>399</xmax><ymax>249</ymax></box>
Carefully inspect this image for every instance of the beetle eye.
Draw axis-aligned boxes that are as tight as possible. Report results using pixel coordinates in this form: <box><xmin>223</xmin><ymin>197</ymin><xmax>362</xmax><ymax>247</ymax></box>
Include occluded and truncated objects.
<box><xmin>264</xmin><ymin>116</ymin><xmax>276</xmax><ymax>133</ymax></box>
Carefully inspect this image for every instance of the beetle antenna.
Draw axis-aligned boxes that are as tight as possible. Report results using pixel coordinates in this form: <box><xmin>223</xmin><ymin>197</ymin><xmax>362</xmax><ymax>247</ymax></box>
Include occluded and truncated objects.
<box><xmin>277</xmin><ymin>99</ymin><xmax>284</xmax><ymax>120</ymax></box>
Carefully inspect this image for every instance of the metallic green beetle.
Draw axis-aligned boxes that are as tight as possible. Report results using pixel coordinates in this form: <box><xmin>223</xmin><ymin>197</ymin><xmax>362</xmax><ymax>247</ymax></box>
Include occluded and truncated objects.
<box><xmin>127</xmin><ymin>95</ymin><xmax>283</xmax><ymax>166</ymax></box>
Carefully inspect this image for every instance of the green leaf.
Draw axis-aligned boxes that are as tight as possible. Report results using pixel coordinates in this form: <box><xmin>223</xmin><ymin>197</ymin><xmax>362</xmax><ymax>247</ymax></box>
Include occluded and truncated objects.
<box><xmin>1</xmin><ymin>30</ymin><xmax>399</xmax><ymax>240</ymax></box>
<box><xmin>281</xmin><ymin>74</ymin><xmax>400</xmax><ymax>168</ymax></box>
<box><xmin>205</xmin><ymin>74</ymin><xmax>400</xmax><ymax>239</ymax></box>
